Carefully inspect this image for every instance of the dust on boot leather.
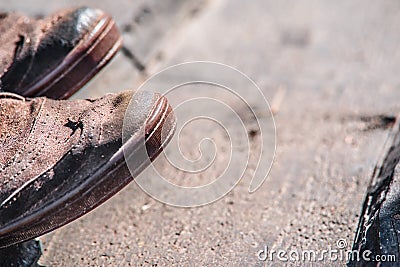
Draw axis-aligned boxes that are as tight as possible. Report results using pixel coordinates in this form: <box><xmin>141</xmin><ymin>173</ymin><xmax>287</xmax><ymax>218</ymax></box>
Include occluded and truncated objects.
<box><xmin>0</xmin><ymin>91</ymin><xmax>175</xmax><ymax>248</ymax></box>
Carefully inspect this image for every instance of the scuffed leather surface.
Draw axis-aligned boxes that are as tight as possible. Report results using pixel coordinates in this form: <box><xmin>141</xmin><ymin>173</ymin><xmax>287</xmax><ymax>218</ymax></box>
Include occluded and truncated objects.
<box><xmin>0</xmin><ymin>91</ymin><xmax>156</xmax><ymax>209</ymax></box>
<box><xmin>0</xmin><ymin>7</ymin><xmax>103</xmax><ymax>93</ymax></box>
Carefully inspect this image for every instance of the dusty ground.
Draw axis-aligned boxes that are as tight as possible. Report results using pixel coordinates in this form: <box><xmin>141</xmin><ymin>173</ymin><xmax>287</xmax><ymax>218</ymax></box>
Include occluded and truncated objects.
<box><xmin>2</xmin><ymin>1</ymin><xmax>400</xmax><ymax>266</ymax></box>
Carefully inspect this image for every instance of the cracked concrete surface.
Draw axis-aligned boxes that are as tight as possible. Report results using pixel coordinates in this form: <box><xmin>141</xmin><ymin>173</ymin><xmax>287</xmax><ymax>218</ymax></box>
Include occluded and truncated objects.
<box><xmin>1</xmin><ymin>0</ymin><xmax>400</xmax><ymax>266</ymax></box>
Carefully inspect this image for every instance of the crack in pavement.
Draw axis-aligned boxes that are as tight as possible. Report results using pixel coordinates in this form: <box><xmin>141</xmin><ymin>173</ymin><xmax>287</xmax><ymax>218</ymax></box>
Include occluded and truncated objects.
<box><xmin>120</xmin><ymin>46</ymin><xmax>147</xmax><ymax>73</ymax></box>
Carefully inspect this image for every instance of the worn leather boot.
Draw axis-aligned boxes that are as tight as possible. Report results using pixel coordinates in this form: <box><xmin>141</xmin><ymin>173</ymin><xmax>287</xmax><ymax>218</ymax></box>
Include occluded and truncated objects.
<box><xmin>0</xmin><ymin>91</ymin><xmax>175</xmax><ymax>248</ymax></box>
<box><xmin>0</xmin><ymin>7</ymin><xmax>122</xmax><ymax>99</ymax></box>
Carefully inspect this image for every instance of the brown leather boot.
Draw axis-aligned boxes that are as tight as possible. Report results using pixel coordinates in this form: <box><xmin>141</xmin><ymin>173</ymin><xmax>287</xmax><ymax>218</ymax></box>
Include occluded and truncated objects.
<box><xmin>0</xmin><ymin>91</ymin><xmax>175</xmax><ymax>248</ymax></box>
<box><xmin>0</xmin><ymin>7</ymin><xmax>122</xmax><ymax>99</ymax></box>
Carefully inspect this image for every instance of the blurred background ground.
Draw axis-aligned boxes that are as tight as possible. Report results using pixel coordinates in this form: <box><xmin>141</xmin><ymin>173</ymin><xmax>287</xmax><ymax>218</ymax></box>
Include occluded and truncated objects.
<box><xmin>2</xmin><ymin>0</ymin><xmax>400</xmax><ymax>266</ymax></box>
